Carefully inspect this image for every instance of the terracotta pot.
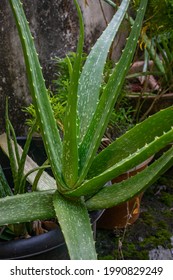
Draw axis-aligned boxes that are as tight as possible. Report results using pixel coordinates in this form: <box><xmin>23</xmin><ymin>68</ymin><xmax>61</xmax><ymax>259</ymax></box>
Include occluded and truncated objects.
<box><xmin>97</xmin><ymin>157</ymin><xmax>153</xmax><ymax>229</ymax></box>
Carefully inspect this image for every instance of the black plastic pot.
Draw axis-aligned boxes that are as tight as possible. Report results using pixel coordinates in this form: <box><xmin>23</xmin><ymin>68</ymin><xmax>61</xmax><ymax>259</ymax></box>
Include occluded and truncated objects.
<box><xmin>0</xmin><ymin>212</ymin><xmax>102</xmax><ymax>260</ymax></box>
<box><xmin>0</xmin><ymin>227</ymin><xmax>68</xmax><ymax>260</ymax></box>
<box><xmin>0</xmin><ymin>210</ymin><xmax>102</xmax><ymax>260</ymax></box>
<box><xmin>0</xmin><ymin>137</ymin><xmax>103</xmax><ymax>259</ymax></box>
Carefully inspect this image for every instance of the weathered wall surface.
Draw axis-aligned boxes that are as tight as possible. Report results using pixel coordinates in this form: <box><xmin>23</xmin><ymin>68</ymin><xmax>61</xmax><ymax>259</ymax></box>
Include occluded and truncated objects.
<box><xmin>0</xmin><ymin>0</ymin><xmax>114</xmax><ymax>135</ymax></box>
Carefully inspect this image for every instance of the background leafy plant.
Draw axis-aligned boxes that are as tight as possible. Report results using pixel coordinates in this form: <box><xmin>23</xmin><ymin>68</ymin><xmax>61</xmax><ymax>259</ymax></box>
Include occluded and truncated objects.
<box><xmin>25</xmin><ymin>52</ymin><xmax>133</xmax><ymax>137</ymax></box>
<box><xmin>132</xmin><ymin>0</ymin><xmax>173</xmax><ymax>92</ymax></box>
<box><xmin>142</xmin><ymin>0</ymin><xmax>173</xmax><ymax>37</ymax></box>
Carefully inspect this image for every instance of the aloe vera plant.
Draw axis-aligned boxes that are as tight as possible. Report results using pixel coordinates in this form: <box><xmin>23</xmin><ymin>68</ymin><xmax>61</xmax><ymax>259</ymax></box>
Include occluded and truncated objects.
<box><xmin>1</xmin><ymin>0</ymin><xmax>173</xmax><ymax>259</ymax></box>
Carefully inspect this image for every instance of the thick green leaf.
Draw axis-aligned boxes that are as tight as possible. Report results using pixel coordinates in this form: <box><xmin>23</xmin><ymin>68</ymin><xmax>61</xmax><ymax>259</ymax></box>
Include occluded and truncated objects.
<box><xmin>9</xmin><ymin>0</ymin><xmax>65</xmax><ymax>189</ymax></box>
<box><xmin>77</xmin><ymin>0</ymin><xmax>148</xmax><ymax>184</ymax></box>
<box><xmin>77</xmin><ymin>0</ymin><xmax>130</xmax><ymax>143</ymax></box>
<box><xmin>53</xmin><ymin>191</ymin><xmax>97</xmax><ymax>260</ymax></box>
<box><xmin>86</xmin><ymin>145</ymin><xmax>173</xmax><ymax>210</ymax></box>
<box><xmin>64</xmin><ymin>122</ymin><xmax>173</xmax><ymax>197</ymax></box>
<box><xmin>88</xmin><ymin>107</ymin><xmax>173</xmax><ymax>178</ymax></box>
<box><xmin>0</xmin><ymin>190</ymin><xmax>55</xmax><ymax>226</ymax></box>
<box><xmin>62</xmin><ymin>0</ymin><xmax>84</xmax><ymax>187</ymax></box>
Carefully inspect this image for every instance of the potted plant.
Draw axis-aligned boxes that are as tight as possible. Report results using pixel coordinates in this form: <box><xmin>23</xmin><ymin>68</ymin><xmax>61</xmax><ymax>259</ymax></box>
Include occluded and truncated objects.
<box><xmin>1</xmin><ymin>0</ymin><xmax>173</xmax><ymax>260</ymax></box>
<box><xmin>24</xmin><ymin>51</ymin><xmax>141</xmax><ymax>231</ymax></box>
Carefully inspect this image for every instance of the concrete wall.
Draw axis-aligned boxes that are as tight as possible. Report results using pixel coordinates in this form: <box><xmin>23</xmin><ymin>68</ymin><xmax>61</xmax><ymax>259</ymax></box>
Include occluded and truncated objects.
<box><xmin>0</xmin><ymin>0</ymin><xmax>114</xmax><ymax>134</ymax></box>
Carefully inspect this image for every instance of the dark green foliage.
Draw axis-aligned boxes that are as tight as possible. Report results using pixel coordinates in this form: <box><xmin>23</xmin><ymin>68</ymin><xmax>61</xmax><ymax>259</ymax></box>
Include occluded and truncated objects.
<box><xmin>133</xmin><ymin>0</ymin><xmax>173</xmax><ymax>36</ymax></box>
<box><xmin>25</xmin><ymin>52</ymin><xmax>133</xmax><ymax>135</ymax></box>
<box><xmin>145</xmin><ymin>0</ymin><xmax>173</xmax><ymax>36</ymax></box>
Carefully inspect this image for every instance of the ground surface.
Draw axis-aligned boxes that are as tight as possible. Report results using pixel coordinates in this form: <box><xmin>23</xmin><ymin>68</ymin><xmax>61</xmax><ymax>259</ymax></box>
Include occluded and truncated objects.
<box><xmin>96</xmin><ymin>167</ymin><xmax>173</xmax><ymax>260</ymax></box>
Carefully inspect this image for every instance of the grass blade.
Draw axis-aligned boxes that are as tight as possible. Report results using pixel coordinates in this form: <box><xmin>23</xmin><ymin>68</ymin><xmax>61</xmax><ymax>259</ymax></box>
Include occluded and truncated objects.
<box><xmin>15</xmin><ymin>121</ymin><xmax>37</xmax><ymax>194</ymax></box>
<box><xmin>0</xmin><ymin>166</ymin><xmax>13</xmax><ymax>198</ymax></box>
<box><xmin>5</xmin><ymin>109</ymin><xmax>18</xmax><ymax>189</ymax></box>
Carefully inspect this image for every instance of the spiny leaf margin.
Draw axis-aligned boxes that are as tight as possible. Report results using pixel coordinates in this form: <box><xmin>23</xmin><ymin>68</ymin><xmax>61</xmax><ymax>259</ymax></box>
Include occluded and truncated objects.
<box><xmin>8</xmin><ymin>0</ymin><xmax>65</xmax><ymax>190</ymax></box>
<box><xmin>77</xmin><ymin>0</ymin><xmax>148</xmax><ymax>185</ymax></box>
<box><xmin>86</xmin><ymin>145</ymin><xmax>173</xmax><ymax>210</ymax></box>
<box><xmin>53</xmin><ymin>191</ymin><xmax>97</xmax><ymax>260</ymax></box>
